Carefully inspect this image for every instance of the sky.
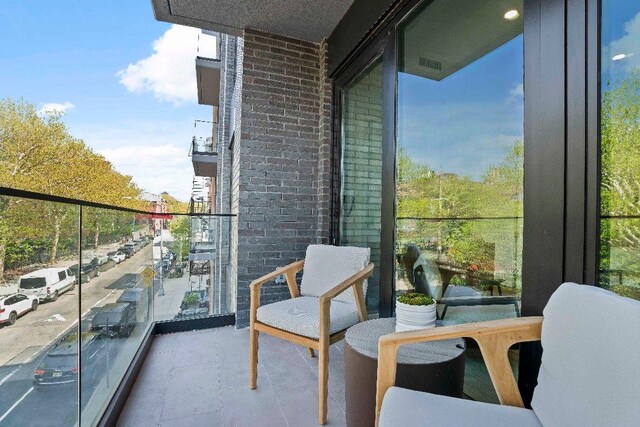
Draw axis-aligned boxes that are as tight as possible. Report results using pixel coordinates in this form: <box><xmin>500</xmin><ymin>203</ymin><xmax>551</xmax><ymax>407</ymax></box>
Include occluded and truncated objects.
<box><xmin>0</xmin><ymin>0</ymin><xmax>211</xmax><ymax>201</ymax></box>
<box><xmin>397</xmin><ymin>35</ymin><xmax>524</xmax><ymax>181</ymax></box>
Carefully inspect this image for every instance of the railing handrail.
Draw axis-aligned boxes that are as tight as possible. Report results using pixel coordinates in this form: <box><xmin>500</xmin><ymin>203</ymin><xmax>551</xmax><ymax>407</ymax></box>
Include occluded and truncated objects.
<box><xmin>397</xmin><ymin>216</ymin><xmax>523</xmax><ymax>221</ymax></box>
<box><xmin>0</xmin><ymin>186</ymin><xmax>236</xmax><ymax>217</ymax></box>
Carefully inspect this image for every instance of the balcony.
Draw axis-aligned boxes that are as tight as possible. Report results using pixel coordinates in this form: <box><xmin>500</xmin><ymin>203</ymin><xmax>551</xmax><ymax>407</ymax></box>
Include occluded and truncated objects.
<box><xmin>190</xmin><ymin>120</ymin><xmax>218</xmax><ymax>177</ymax></box>
<box><xmin>195</xmin><ymin>30</ymin><xmax>222</xmax><ymax>106</ymax></box>
<box><xmin>0</xmin><ymin>191</ymin><xmax>233</xmax><ymax>426</ymax></box>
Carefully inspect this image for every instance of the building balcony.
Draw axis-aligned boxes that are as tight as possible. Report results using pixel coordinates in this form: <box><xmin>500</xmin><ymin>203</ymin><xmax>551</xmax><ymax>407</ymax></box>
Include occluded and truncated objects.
<box><xmin>191</xmin><ymin>136</ymin><xmax>218</xmax><ymax>177</ymax></box>
<box><xmin>195</xmin><ymin>30</ymin><xmax>222</xmax><ymax>106</ymax></box>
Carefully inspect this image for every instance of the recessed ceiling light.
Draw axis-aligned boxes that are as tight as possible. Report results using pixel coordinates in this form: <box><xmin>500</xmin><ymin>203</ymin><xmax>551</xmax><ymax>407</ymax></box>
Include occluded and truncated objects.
<box><xmin>504</xmin><ymin>10</ymin><xmax>520</xmax><ymax>20</ymax></box>
<box><xmin>612</xmin><ymin>53</ymin><xmax>627</xmax><ymax>61</ymax></box>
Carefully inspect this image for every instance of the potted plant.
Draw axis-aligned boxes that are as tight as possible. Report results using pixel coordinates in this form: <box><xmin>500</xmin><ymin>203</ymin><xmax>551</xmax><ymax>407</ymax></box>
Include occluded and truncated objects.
<box><xmin>395</xmin><ymin>292</ymin><xmax>437</xmax><ymax>332</ymax></box>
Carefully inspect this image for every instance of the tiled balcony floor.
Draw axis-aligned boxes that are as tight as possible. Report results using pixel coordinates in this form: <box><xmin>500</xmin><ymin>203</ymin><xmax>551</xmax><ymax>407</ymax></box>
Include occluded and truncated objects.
<box><xmin>117</xmin><ymin>326</ymin><xmax>348</xmax><ymax>427</ymax></box>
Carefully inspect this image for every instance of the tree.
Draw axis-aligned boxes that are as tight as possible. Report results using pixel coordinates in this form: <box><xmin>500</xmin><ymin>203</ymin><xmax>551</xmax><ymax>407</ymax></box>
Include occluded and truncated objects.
<box><xmin>0</xmin><ymin>98</ymin><xmax>146</xmax><ymax>278</ymax></box>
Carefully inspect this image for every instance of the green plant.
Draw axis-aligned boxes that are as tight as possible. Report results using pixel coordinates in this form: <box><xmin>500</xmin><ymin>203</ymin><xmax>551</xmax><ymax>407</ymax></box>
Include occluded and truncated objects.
<box><xmin>397</xmin><ymin>292</ymin><xmax>434</xmax><ymax>306</ymax></box>
<box><xmin>183</xmin><ymin>293</ymin><xmax>200</xmax><ymax>307</ymax></box>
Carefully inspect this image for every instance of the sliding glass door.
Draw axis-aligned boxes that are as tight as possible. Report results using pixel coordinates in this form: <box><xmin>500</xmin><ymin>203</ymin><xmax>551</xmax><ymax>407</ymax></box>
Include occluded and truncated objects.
<box><xmin>395</xmin><ymin>0</ymin><xmax>524</xmax><ymax>325</ymax></box>
<box><xmin>339</xmin><ymin>57</ymin><xmax>384</xmax><ymax>312</ymax></box>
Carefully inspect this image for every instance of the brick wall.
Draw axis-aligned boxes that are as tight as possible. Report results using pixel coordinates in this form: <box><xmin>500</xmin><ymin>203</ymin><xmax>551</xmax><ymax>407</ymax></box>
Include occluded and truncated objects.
<box><xmin>232</xmin><ymin>29</ymin><xmax>331</xmax><ymax>327</ymax></box>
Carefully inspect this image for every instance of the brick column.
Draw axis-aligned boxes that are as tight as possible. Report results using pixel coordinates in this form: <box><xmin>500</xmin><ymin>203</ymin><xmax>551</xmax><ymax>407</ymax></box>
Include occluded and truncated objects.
<box><xmin>232</xmin><ymin>29</ymin><xmax>331</xmax><ymax>327</ymax></box>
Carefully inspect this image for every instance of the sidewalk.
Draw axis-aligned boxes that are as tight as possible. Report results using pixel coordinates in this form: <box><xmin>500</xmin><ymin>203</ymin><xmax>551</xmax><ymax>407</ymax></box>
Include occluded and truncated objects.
<box><xmin>153</xmin><ymin>274</ymin><xmax>192</xmax><ymax>321</ymax></box>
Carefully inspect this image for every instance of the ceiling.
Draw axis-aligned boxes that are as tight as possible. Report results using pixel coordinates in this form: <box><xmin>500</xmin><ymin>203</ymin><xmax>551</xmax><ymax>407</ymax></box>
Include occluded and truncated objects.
<box><xmin>399</xmin><ymin>0</ymin><xmax>524</xmax><ymax>81</ymax></box>
<box><xmin>152</xmin><ymin>0</ymin><xmax>355</xmax><ymax>42</ymax></box>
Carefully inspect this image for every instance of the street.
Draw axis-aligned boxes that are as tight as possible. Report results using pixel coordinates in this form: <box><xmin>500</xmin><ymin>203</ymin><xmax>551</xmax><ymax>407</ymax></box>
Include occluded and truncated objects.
<box><xmin>0</xmin><ymin>246</ymin><xmax>154</xmax><ymax>427</ymax></box>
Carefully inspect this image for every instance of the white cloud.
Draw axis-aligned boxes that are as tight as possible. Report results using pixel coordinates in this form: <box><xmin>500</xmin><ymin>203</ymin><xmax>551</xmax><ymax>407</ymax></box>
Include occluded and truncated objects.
<box><xmin>98</xmin><ymin>144</ymin><xmax>193</xmax><ymax>201</ymax></box>
<box><xmin>71</xmin><ymin>119</ymin><xmax>197</xmax><ymax>201</ymax></box>
<box><xmin>608</xmin><ymin>12</ymin><xmax>640</xmax><ymax>71</ymax></box>
<box><xmin>509</xmin><ymin>83</ymin><xmax>524</xmax><ymax>99</ymax></box>
<box><xmin>116</xmin><ymin>25</ymin><xmax>201</xmax><ymax>106</ymax></box>
<box><xmin>38</xmin><ymin>101</ymin><xmax>75</xmax><ymax>115</ymax></box>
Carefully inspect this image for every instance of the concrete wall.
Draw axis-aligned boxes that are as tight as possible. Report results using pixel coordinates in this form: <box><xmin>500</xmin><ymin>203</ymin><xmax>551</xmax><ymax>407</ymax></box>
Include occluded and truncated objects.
<box><xmin>232</xmin><ymin>29</ymin><xmax>331</xmax><ymax>327</ymax></box>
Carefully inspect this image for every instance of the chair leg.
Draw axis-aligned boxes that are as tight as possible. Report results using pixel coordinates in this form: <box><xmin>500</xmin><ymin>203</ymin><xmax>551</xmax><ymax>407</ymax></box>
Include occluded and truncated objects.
<box><xmin>318</xmin><ymin>340</ymin><xmax>329</xmax><ymax>425</ymax></box>
<box><xmin>308</xmin><ymin>348</ymin><xmax>315</xmax><ymax>358</ymax></box>
<box><xmin>249</xmin><ymin>326</ymin><xmax>259</xmax><ymax>389</ymax></box>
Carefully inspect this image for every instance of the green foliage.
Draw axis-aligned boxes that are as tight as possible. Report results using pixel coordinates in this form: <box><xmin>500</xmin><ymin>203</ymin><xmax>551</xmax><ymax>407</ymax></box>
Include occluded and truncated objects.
<box><xmin>397</xmin><ymin>292</ymin><xmax>434</xmax><ymax>306</ymax></box>
<box><xmin>0</xmin><ymin>98</ymin><xmax>184</xmax><ymax>280</ymax></box>
<box><xmin>183</xmin><ymin>293</ymin><xmax>200</xmax><ymax>307</ymax></box>
<box><xmin>396</xmin><ymin>141</ymin><xmax>524</xmax><ymax>288</ymax></box>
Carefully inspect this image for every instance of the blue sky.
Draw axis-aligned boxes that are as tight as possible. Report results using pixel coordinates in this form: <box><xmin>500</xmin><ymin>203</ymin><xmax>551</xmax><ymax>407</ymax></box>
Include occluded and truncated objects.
<box><xmin>0</xmin><ymin>0</ymin><xmax>211</xmax><ymax>200</ymax></box>
<box><xmin>397</xmin><ymin>35</ymin><xmax>524</xmax><ymax>180</ymax></box>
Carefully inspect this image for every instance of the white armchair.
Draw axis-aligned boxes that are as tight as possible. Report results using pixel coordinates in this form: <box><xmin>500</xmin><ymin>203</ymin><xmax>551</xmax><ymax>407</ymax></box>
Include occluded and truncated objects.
<box><xmin>376</xmin><ymin>283</ymin><xmax>640</xmax><ymax>427</ymax></box>
<box><xmin>249</xmin><ymin>244</ymin><xmax>373</xmax><ymax>425</ymax></box>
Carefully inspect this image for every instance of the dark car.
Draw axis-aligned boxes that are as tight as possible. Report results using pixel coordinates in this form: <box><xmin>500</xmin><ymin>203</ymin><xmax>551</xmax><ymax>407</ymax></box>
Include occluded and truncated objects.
<box><xmin>68</xmin><ymin>263</ymin><xmax>99</xmax><ymax>284</ymax></box>
<box><xmin>118</xmin><ymin>246</ymin><xmax>134</xmax><ymax>258</ymax></box>
<box><xmin>117</xmin><ymin>288</ymin><xmax>149</xmax><ymax>323</ymax></box>
<box><xmin>90</xmin><ymin>303</ymin><xmax>136</xmax><ymax>337</ymax></box>
<box><xmin>33</xmin><ymin>331</ymin><xmax>113</xmax><ymax>388</ymax></box>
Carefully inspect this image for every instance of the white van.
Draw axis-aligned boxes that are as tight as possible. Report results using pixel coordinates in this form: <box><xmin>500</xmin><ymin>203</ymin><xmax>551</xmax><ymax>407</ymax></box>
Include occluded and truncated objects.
<box><xmin>18</xmin><ymin>268</ymin><xmax>76</xmax><ymax>302</ymax></box>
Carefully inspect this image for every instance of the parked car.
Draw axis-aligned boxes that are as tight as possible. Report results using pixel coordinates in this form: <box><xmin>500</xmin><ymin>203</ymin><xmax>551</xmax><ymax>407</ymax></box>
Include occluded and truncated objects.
<box><xmin>108</xmin><ymin>251</ymin><xmax>126</xmax><ymax>263</ymax></box>
<box><xmin>117</xmin><ymin>288</ymin><xmax>149</xmax><ymax>323</ymax></box>
<box><xmin>90</xmin><ymin>303</ymin><xmax>137</xmax><ymax>337</ymax></box>
<box><xmin>33</xmin><ymin>330</ymin><xmax>114</xmax><ymax>388</ymax></box>
<box><xmin>0</xmin><ymin>294</ymin><xmax>38</xmax><ymax>326</ymax></box>
<box><xmin>92</xmin><ymin>257</ymin><xmax>116</xmax><ymax>273</ymax></box>
<box><xmin>69</xmin><ymin>263</ymin><xmax>99</xmax><ymax>284</ymax></box>
<box><xmin>118</xmin><ymin>246</ymin><xmax>134</xmax><ymax>258</ymax></box>
<box><xmin>124</xmin><ymin>242</ymin><xmax>140</xmax><ymax>254</ymax></box>
<box><xmin>92</xmin><ymin>255</ymin><xmax>110</xmax><ymax>266</ymax></box>
<box><xmin>18</xmin><ymin>268</ymin><xmax>76</xmax><ymax>302</ymax></box>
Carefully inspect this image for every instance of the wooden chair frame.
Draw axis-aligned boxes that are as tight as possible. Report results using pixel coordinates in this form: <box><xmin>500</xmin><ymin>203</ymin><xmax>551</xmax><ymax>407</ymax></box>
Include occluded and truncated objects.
<box><xmin>250</xmin><ymin>260</ymin><xmax>374</xmax><ymax>425</ymax></box>
<box><xmin>375</xmin><ymin>316</ymin><xmax>544</xmax><ymax>426</ymax></box>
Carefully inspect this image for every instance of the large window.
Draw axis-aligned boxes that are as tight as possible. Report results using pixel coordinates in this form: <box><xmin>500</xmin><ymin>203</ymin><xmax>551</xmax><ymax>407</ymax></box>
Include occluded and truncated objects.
<box><xmin>395</xmin><ymin>0</ymin><xmax>524</xmax><ymax>322</ymax></box>
<box><xmin>600</xmin><ymin>0</ymin><xmax>640</xmax><ymax>300</ymax></box>
<box><xmin>340</xmin><ymin>57</ymin><xmax>384</xmax><ymax>312</ymax></box>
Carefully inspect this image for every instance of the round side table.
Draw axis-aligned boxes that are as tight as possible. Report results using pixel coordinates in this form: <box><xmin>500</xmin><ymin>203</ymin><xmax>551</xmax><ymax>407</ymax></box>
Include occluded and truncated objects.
<box><xmin>344</xmin><ymin>318</ymin><xmax>465</xmax><ymax>427</ymax></box>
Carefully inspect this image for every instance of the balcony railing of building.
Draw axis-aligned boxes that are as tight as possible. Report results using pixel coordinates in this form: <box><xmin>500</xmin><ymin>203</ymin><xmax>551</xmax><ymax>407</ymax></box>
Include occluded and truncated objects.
<box><xmin>196</xmin><ymin>31</ymin><xmax>222</xmax><ymax>107</ymax></box>
<box><xmin>190</xmin><ymin>120</ymin><xmax>218</xmax><ymax>177</ymax></box>
<box><xmin>0</xmin><ymin>186</ymin><xmax>235</xmax><ymax>426</ymax></box>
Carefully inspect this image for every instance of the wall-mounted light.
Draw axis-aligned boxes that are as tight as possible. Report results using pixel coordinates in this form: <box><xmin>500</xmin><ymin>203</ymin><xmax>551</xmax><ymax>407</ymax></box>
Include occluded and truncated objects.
<box><xmin>504</xmin><ymin>10</ymin><xmax>520</xmax><ymax>20</ymax></box>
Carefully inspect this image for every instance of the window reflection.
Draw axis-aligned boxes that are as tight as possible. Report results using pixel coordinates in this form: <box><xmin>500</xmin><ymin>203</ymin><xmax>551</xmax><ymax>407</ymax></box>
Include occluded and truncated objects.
<box><xmin>600</xmin><ymin>0</ymin><xmax>640</xmax><ymax>299</ymax></box>
<box><xmin>395</xmin><ymin>0</ymin><xmax>524</xmax><ymax>325</ymax></box>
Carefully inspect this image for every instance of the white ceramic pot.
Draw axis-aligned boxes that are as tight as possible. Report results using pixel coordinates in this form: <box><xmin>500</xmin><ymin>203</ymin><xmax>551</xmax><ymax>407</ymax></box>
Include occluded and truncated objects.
<box><xmin>395</xmin><ymin>300</ymin><xmax>437</xmax><ymax>332</ymax></box>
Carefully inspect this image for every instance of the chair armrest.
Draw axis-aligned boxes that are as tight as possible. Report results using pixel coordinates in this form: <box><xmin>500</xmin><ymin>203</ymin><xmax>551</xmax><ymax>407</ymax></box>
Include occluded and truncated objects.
<box><xmin>375</xmin><ymin>316</ymin><xmax>543</xmax><ymax>426</ymax></box>
<box><xmin>317</xmin><ymin>263</ymin><xmax>374</xmax><ymax>340</ymax></box>
<box><xmin>250</xmin><ymin>260</ymin><xmax>305</xmax><ymax>323</ymax></box>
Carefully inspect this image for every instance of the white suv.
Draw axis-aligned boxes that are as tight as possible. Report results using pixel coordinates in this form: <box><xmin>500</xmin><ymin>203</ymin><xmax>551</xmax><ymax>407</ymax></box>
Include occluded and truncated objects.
<box><xmin>0</xmin><ymin>294</ymin><xmax>38</xmax><ymax>326</ymax></box>
<box><xmin>18</xmin><ymin>268</ymin><xmax>76</xmax><ymax>303</ymax></box>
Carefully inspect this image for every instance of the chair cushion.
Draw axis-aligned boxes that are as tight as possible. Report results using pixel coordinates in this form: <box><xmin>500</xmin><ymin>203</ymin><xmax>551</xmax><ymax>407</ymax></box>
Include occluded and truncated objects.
<box><xmin>531</xmin><ymin>283</ymin><xmax>640</xmax><ymax>427</ymax></box>
<box><xmin>300</xmin><ymin>245</ymin><xmax>370</xmax><ymax>305</ymax></box>
<box><xmin>379</xmin><ymin>387</ymin><xmax>542</xmax><ymax>427</ymax></box>
<box><xmin>256</xmin><ymin>296</ymin><xmax>360</xmax><ymax>339</ymax></box>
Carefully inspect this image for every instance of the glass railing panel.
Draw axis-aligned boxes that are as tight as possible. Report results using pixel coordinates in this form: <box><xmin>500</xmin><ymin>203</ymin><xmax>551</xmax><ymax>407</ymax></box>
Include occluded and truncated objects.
<box><xmin>0</xmin><ymin>195</ymin><xmax>80</xmax><ymax>426</ymax></box>
<box><xmin>197</xmin><ymin>30</ymin><xmax>219</xmax><ymax>61</ymax></box>
<box><xmin>600</xmin><ymin>217</ymin><xmax>640</xmax><ymax>299</ymax></box>
<box><xmin>154</xmin><ymin>215</ymin><xmax>233</xmax><ymax>321</ymax></box>
<box><xmin>79</xmin><ymin>206</ymin><xmax>153</xmax><ymax>425</ymax></box>
<box><xmin>192</xmin><ymin>120</ymin><xmax>216</xmax><ymax>154</ymax></box>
